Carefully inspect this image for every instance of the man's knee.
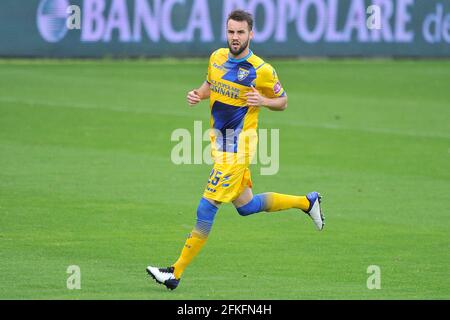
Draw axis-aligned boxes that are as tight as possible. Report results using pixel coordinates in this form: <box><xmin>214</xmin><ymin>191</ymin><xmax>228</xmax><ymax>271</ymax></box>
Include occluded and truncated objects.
<box><xmin>197</xmin><ymin>198</ymin><xmax>219</xmax><ymax>222</ymax></box>
<box><xmin>194</xmin><ymin>198</ymin><xmax>219</xmax><ymax>237</ymax></box>
<box><xmin>235</xmin><ymin>194</ymin><xmax>265</xmax><ymax>216</ymax></box>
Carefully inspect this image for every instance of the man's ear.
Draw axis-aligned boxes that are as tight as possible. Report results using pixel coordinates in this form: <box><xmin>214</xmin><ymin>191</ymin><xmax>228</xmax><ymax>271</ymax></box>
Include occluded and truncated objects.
<box><xmin>249</xmin><ymin>30</ymin><xmax>254</xmax><ymax>40</ymax></box>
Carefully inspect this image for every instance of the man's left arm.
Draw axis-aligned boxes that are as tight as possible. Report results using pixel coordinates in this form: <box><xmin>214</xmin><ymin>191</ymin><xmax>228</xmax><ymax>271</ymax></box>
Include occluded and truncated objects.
<box><xmin>245</xmin><ymin>85</ymin><xmax>288</xmax><ymax>111</ymax></box>
<box><xmin>248</xmin><ymin>64</ymin><xmax>288</xmax><ymax>111</ymax></box>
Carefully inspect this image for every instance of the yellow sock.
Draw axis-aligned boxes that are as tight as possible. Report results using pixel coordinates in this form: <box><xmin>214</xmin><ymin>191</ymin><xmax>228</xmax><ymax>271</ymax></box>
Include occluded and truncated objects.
<box><xmin>264</xmin><ymin>192</ymin><xmax>310</xmax><ymax>212</ymax></box>
<box><xmin>172</xmin><ymin>232</ymin><xmax>206</xmax><ymax>279</ymax></box>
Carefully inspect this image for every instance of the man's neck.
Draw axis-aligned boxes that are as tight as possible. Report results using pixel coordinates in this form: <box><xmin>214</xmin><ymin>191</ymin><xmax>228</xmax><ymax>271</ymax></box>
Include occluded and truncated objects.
<box><xmin>229</xmin><ymin>47</ymin><xmax>251</xmax><ymax>61</ymax></box>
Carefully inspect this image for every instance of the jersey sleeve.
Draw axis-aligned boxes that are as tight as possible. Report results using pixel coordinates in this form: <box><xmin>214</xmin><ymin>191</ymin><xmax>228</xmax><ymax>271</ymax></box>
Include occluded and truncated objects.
<box><xmin>206</xmin><ymin>50</ymin><xmax>217</xmax><ymax>84</ymax></box>
<box><xmin>256</xmin><ymin>64</ymin><xmax>286</xmax><ymax>99</ymax></box>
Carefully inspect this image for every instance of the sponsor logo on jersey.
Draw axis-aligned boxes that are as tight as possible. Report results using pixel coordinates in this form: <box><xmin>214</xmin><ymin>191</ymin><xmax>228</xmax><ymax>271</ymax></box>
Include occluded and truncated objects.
<box><xmin>273</xmin><ymin>81</ymin><xmax>282</xmax><ymax>94</ymax></box>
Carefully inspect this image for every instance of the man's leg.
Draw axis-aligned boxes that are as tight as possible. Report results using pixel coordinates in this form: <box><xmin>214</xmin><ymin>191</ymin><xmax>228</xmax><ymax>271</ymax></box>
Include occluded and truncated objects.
<box><xmin>233</xmin><ymin>187</ymin><xmax>310</xmax><ymax>214</ymax></box>
<box><xmin>232</xmin><ymin>187</ymin><xmax>324</xmax><ymax>230</ymax></box>
<box><xmin>146</xmin><ymin>197</ymin><xmax>219</xmax><ymax>290</ymax></box>
<box><xmin>171</xmin><ymin>197</ymin><xmax>220</xmax><ymax>279</ymax></box>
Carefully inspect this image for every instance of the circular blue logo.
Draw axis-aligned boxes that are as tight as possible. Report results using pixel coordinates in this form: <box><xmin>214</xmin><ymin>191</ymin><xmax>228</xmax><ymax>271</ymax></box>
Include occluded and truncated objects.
<box><xmin>37</xmin><ymin>0</ymin><xmax>70</xmax><ymax>43</ymax></box>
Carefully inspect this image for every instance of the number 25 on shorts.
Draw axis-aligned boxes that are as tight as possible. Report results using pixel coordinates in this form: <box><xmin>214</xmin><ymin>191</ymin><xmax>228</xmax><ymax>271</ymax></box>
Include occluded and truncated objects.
<box><xmin>208</xmin><ymin>169</ymin><xmax>222</xmax><ymax>186</ymax></box>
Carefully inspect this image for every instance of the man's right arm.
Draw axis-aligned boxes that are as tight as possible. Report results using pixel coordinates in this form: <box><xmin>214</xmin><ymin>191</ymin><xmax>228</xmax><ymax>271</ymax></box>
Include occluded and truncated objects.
<box><xmin>187</xmin><ymin>81</ymin><xmax>210</xmax><ymax>106</ymax></box>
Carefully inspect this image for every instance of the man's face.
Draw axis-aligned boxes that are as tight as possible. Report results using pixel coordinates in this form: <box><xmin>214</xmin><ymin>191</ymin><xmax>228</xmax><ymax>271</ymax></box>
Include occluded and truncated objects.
<box><xmin>226</xmin><ymin>19</ymin><xmax>253</xmax><ymax>56</ymax></box>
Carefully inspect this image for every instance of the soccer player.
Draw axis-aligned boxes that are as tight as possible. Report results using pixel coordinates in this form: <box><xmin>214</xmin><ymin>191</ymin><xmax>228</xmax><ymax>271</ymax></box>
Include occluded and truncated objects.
<box><xmin>147</xmin><ymin>10</ymin><xmax>325</xmax><ymax>290</ymax></box>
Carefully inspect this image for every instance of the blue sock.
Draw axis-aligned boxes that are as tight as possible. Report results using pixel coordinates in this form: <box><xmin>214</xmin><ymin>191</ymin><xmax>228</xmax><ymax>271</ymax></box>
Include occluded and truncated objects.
<box><xmin>235</xmin><ymin>194</ymin><xmax>268</xmax><ymax>216</ymax></box>
<box><xmin>192</xmin><ymin>198</ymin><xmax>219</xmax><ymax>238</ymax></box>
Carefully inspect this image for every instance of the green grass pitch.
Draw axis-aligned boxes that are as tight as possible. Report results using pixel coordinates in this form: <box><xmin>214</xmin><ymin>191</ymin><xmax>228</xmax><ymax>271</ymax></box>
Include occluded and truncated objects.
<box><xmin>0</xmin><ymin>58</ymin><xmax>449</xmax><ymax>299</ymax></box>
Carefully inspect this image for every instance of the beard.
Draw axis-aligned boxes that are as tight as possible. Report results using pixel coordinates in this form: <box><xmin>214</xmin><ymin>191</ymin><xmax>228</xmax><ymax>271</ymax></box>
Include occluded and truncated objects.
<box><xmin>227</xmin><ymin>38</ymin><xmax>250</xmax><ymax>56</ymax></box>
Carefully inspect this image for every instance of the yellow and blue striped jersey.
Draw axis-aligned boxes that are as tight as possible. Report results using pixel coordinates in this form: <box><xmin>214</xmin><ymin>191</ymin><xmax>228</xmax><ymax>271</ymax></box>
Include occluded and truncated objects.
<box><xmin>206</xmin><ymin>48</ymin><xmax>286</xmax><ymax>164</ymax></box>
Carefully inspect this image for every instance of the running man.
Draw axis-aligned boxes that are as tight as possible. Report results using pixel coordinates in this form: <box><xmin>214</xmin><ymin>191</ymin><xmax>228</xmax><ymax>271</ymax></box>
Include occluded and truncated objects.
<box><xmin>147</xmin><ymin>10</ymin><xmax>325</xmax><ymax>290</ymax></box>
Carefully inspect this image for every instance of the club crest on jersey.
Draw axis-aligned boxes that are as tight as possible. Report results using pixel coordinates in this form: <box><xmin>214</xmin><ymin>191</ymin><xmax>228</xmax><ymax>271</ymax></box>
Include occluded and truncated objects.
<box><xmin>237</xmin><ymin>68</ymin><xmax>250</xmax><ymax>81</ymax></box>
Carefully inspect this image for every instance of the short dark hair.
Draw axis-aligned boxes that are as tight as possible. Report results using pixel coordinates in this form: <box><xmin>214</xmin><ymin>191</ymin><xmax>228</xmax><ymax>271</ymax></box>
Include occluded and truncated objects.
<box><xmin>227</xmin><ymin>10</ymin><xmax>253</xmax><ymax>31</ymax></box>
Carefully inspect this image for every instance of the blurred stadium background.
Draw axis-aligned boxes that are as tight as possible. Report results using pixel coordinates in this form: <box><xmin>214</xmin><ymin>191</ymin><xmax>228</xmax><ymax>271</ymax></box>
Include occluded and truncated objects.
<box><xmin>0</xmin><ymin>0</ymin><xmax>449</xmax><ymax>299</ymax></box>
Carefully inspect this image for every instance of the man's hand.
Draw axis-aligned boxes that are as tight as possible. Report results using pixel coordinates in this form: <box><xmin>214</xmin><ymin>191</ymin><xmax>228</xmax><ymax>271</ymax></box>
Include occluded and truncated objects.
<box><xmin>187</xmin><ymin>90</ymin><xmax>201</xmax><ymax>106</ymax></box>
<box><xmin>245</xmin><ymin>85</ymin><xmax>265</xmax><ymax>107</ymax></box>
<box><xmin>246</xmin><ymin>85</ymin><xmax>288</xmax><ymax>111</ymax></box>
<box><xmin>187</xmin><ymin>82</ymin><xmax>211</xmax><ymax>107</ymax></box>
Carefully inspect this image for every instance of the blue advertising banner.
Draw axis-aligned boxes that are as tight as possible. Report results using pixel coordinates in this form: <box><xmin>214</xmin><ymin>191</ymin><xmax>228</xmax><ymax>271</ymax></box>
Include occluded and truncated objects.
<box><xmin>0</xmin><ymin>0</ymin><xmax>449</xmax><ymax>57</ymax></box>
